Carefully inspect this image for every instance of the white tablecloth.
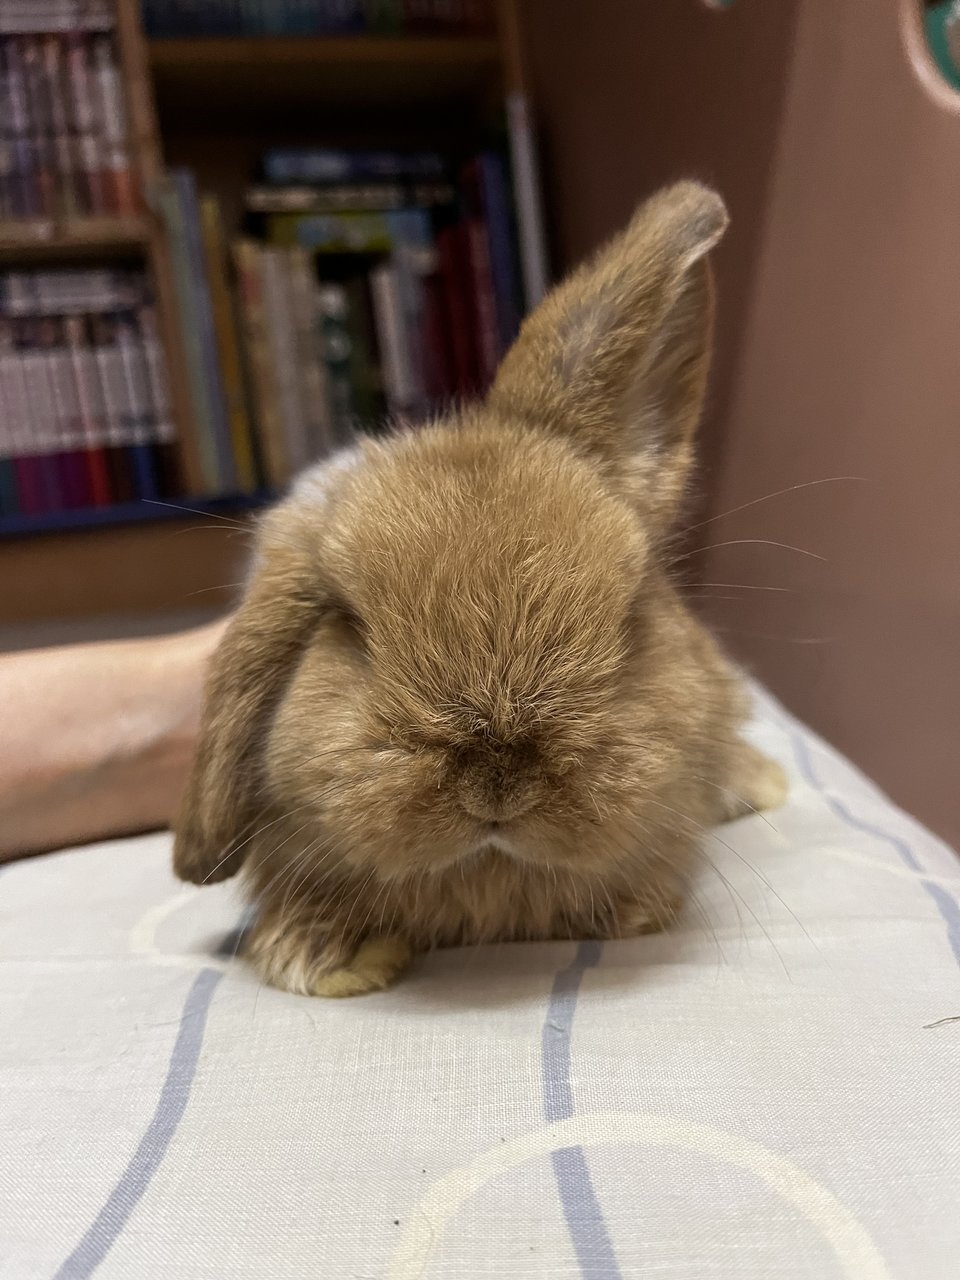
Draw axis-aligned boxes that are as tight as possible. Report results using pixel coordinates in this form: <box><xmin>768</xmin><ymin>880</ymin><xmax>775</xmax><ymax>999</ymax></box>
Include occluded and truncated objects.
<box><xmin>1</xmin><ymin>687</ymin><xmax>958</xmax><ymax>1279</ymax></box>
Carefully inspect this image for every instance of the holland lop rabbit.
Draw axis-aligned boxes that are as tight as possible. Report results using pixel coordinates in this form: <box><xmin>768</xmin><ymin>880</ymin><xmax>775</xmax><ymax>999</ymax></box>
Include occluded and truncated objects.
<box><xmin>174</xmin><ymin>182</ymin><xmax>786</xmax><ymax>996</ymax></box>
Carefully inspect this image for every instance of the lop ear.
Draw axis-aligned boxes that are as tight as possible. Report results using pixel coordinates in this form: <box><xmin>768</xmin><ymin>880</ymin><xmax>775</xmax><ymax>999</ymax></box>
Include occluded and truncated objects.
<box><xmin>172</xmin><ymin>514</ymin><xmax>322</xmax><ymax>885</ymax></box>
<box><xmin>488</xmin><ymin>181</ymin><xmax>728</xmax><ymax>527</ymax></box>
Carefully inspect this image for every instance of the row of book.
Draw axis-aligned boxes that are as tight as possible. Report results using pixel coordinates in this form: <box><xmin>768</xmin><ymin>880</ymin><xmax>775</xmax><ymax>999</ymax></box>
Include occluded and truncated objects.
<box><xmin>163</xmin><ymin>147</ymin><xmax>522</xmax><ymax>496</ymax></box>
<box><xmin>0</xmin><ymin>3</ymin><xmax>113</xmax><ymax>35</ymax></box>
<box><xmin>0</xmin><ymin>268</ymin><xmax>177</xmax><ymax>517</ymax></box>
<box><xmin>0</xmin><ymin>28</ymin><xmax>137</xmax><ymax>223</ymax></box>
<box><xmin>142</xmin><ymin>0</ymin><xmax>494</xmax><ymax>37</ymax></box>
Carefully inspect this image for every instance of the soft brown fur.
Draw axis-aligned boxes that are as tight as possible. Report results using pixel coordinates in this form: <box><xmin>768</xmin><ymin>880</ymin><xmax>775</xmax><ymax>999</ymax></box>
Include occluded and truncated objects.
<box><xmin>173</xmin><ymin>182</ymin><xmax>787</xmax><ymax>996</ymax></box>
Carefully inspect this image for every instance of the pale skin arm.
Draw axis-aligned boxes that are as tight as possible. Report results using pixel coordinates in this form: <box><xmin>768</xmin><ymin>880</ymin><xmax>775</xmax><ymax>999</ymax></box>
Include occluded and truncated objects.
<box><xmin>0</xmin><ymin>619</ymin><xmax>226</xmax><ymax>862</ymax></box>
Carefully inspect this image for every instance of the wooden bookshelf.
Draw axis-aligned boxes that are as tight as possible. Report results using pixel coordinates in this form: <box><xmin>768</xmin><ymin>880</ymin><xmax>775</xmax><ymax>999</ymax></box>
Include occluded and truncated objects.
<box><xmin>0</xmin><ymin>0</ymin><xmax>532</xmax><ymax>627</ymax></box>
<box><xmin>0</xmin><ymin>217</ymin><xmax>150</xmax><ymax>260</ymax></box>
<box><xmin>0</xmin><ymin>491</ymin><xmax>272</xmax><ymax>540</ymax></box>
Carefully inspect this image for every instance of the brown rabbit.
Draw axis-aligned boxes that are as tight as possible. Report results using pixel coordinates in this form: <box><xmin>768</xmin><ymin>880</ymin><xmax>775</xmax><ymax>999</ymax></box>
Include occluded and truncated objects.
<box><xmin>173</xmin><ymin>182</ymin><xmax>786</xmax><ymax>997</ymax></box>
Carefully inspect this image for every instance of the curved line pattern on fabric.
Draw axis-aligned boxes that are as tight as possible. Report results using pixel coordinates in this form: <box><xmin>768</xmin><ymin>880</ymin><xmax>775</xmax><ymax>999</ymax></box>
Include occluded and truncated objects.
<box><xmin>387</xmin><ymin>1111</ymin><xmax>892</xmax><ymax>1280</ymax></box>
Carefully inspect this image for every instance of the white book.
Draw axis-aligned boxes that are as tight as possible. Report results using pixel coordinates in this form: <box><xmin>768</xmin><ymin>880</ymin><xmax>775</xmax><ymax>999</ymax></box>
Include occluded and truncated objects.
<box><xmin>370</xmin><ymin>262</ymin><xmax>417</xmax><ymax>418</ymax></box>
<box><xmin>284</xmin><ymin>247</ymin><xmax>335</xmax><ymax>461</ymax></box>
<box><xmin>506</xmin><ymin>89</ymin><xmax>550</xmax><ymax>310</ymax></box>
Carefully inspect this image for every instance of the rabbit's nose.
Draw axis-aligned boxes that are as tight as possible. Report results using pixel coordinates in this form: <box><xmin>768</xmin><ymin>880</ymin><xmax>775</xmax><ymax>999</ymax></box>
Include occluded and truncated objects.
<box><xmin>457</xmin><ymin>774</ymin><xmax>540</xmax><ymax>823</ymax></box>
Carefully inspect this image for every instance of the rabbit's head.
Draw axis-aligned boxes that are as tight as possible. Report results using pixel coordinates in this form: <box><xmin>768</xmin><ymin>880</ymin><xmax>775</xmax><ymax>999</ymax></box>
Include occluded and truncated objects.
<box><xmin>174</xmin><ymin>182</ymin><xmax>732</xmax><ymax>888</ymax></box>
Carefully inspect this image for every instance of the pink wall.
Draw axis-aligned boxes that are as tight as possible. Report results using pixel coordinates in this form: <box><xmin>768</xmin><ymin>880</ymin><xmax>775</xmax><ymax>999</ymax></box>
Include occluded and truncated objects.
<box><xmin>522</xmin><ymin>0</ymin><xmax>959</xmax><ymax>846</ymax></box>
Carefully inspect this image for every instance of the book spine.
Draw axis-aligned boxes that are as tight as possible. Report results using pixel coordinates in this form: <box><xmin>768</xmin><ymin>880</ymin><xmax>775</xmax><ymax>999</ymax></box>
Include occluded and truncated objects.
<box><xmin>43</xmin><ymin>315</ymin><xmax>91</xmax><ymax>507</ymax></box>
<box><xmin>90</xmin><ymin>32</ymin><xmax>136</xmax><ymax>215</ymax></box>
<box><xmin>343</xmin><ymin>273</ymin><xmax>385</xmax><ymax>431</ymax></box>
<box><xmin>475</xmin><ymin>152</ymin><xmax>522</xmax><ymax>354</ymax></box>
<box><xmin>233</xmin><ymin>239</ymin><xmax>288</xmax><ymax>489</ymax></box>
<box><xmin>284</xmin><ymin>245</ymin><xmax>335</xmax><ymax>461</ymax></box>
<box><xmin>41</xmin><ymin>34</ymin><xmax>80</xmax><ymax>222</ymax></box>
<box><xmin>20</xmin><ymin>35</ymin><xmax>59</xmax><ymax>220</ymax></box>
<box><xmin>5</xmin><ymin>37</ymin><xmax>44</xmax><ymax>219</ymax></box>
<box><xmin>464</xmin><ymin>215</ymin><xmax>499</xmax><ymax>389</ymax></box>
<box><xmin>116</xmin><ymin>311</ymin><xmax>159</xmax><ymax>500</ymax></box>
<box><xmin>506</xmin><ymin>90</ymin><xmax>550</xmax><ymax>310</ymax></box>
<box><xmin>316</xmin><ymin>282</ymin><xmax>357</xmax><ymax>447</ymax></box>
<box><xmin>260</xmin><ymin>246</ymin><xmax>309</xmax><ymax>475</ymax></box>
<box><xmin>0</xmin><ymin>325</ymin><xmax>20</xmax><ymax>514</ymax></box>
<box><xmin>261</xmin><ymin>148</ymin><xmax>446</xmax><ymax>186</ymax></box>
<box><xmin>157</xmin><ymin>177</ymin><xmax>221</xmax><ymax>494</ymax></box>
<box><xmin>370</xmin><ymin>262</ymin><xmax>417</xmax><ymax>420</ymax></box>
<box><xmin>64</xmin><ymin>312</ymin><xmax>112</xmax><ymax>506</ymax></box>
<box><xmin>136</xmin><ymin>301</ymin><xmax>180</xmax><ymax>496</ymax></box>
<box><xmin>0</xmin><ymin>320</ymin><xmax>38</xmax><ymax>514</ymax></box>
<box><xmin>199</xmin><ymin>195</ymin><xmax>258</xmax><ymax>491</ymax></box>
<box><xmin>90</xmin><ymin>313</ymin><xmax>136</xmax><ymax>502</ymax></box>
<box><xmin>436</xmin><ymin>222</ymin><xmax>480</xmax><ymax>396</ymax></box>
<box><xmin>65</xmin><ymin>32</ymin><xmax>107</xmax><ymax>215</ymax></box>
<box><xmin>419</xmin><ymin>264</ymin><xmax>456</xmax><ymax>410</ymax></box>
<box><xmin>175</xmin><ymin>170</ymin><xmax>237</xmax><ymax>491</ymax></box>
<box><xmin>16</xmin><ymin>317</ymin><xmax>62</xmax><ymax>512</ymax></box>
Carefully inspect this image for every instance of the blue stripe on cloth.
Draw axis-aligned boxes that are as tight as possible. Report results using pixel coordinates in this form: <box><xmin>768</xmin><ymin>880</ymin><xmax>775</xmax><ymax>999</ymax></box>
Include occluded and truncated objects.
<box><xmin>542</xmin><ymin>940</ymin><xmax>622</xmax><ymax>1279</ymax></box>
<box><xmin>53</xmin><ymin>966</ymin><xmax>223</xmax><ymax>1280</ymax></box>
<box><xmin>791</xmin><ymin>729</ymin><xmax>960</xmax><ymax>968</ymax></box>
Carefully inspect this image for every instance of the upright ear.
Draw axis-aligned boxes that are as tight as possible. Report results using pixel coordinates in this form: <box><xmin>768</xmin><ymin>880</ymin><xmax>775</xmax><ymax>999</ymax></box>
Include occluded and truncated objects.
<box><xmin>488</xmin><ymin>181</ymin><xmax>728</xmax><ymax>528</ymax></box>
<box><xmin>172</xmin><ymin>512</ymin><xmax>322</xmax><ymax>885</ymax></box>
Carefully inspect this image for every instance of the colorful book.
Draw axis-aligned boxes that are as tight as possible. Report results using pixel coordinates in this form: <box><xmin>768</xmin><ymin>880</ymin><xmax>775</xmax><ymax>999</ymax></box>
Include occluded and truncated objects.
<box><xmin>200</xmin><ymin>195</ymin><xmax>259</xmax><ymax>491</ymax></box>
<box><xmin>90</xmin><ymin>32</ymin><xmax>136</xmax><ymax>215</ymax></box>
<box><xmin>157</xmin><ymin>175</ymin><xmax>225</xmax><ymax>495</ymax></box>
<box><xmin>63</xmin><ymin>313</ymin><xmax>111</xmax><ymax>507</ymax></box>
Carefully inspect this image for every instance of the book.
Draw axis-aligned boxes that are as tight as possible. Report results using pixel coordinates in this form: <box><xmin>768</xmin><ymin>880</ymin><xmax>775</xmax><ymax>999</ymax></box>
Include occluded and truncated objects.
<box><xmin>116</xmin><ymin>311</ymin><xmax>160</xmax><ymax>501</ymax></box>
<box><xmin>261</xmin><ymin>149</ymin><xmax>446</xmax><ymax>186</ymax></box>
<box><xmin>436</xmin><ymin>221</ymin><xmax>479</xmax><ymax>396</ymax></box>
<box><xmin>316</xmin><ymin>281</ymin><xmax>356</xmax><ymax>446</ymax></box>
<box><xmin>233</xmin><ymin>238</ymin><xmax>287</xmax><ymax>489</ymax></box>
<box><xmin>260</xmin><ymin>244</ymin><xmax>309</xmax><ymax>478</ymax></box>
<box><xmin>90</xmin><ymin>32</ymin><xmax>136</xmax><ymax>216</ymax></box>
<box><xmin>200</xmin><ymin>195</ymin><xmax>258</xmax><ymax>492</ymax></box>
<box><xmin>4</xmin><ymin>37</ymin><xmax>43</xmax><ymax>219</ymax></box>
<box><xmin>174</xmin><ymin>171</ymin><xmax>238</xmax><ymax>491</ymax></box>
<box><xmin>38</xmin><ymin>314</ymin><xmax>90</xmax><ymax>508</ymax></box>
<box><xmin>89</xmin><ymin>312</ymin><xmax>136</xmax><ymax>502</ymax></box>
<box><xmin>136</xmin><ymin>302</ymin><xmax>180</xmax><ymax>496</ymax></box>
<box><xmin>63</xmin><ymin>312</ymin><xmax>111</xmax><ymax>506</ymax></box>
<box><xmin>467</xmin><ymin>153</ymin><xmax>522</xmax><ymax>355</ymax></box>
<box><xmin>0</xmin><ymin>3</ymin><xmax>114</xmax><ymax>35</ymax></box>
<box><xmin>41</xmin><ymin>34</ymin><xmax>80</xmax><ymax>221</ymax></box>
<box><xmin>245</xmin><ymin>180</ymin><xmax>455</xmax><ymax>215</ymax></box>
<box><xmin>20</xmin><ymin>35</ymin><xmax>58</xmax><ymax>220</ymax></box>
<box><xmin>506</xmin><ymin>89</ymin><xmax>550</xmax><ymax>309</ymax></box>
<box><xmin>64</xmin><ymin>31</ymin><xmax>109</xmax><ymax>216</ymax></box>
<box><xmin>15</xmin><ymin>316</ymin><xmax>62</xmax><ymax>512</ymax></box>
<box><xmin>284</xmin><ymin>245</ymin><xmax>335</xmax><ymax>461</ymax></box>
<box><xmin>370</xmin><ymin>261</ymin><xmax>416</xmax><ymax>419</ymax></box>
<box><xmin>158</xmin><ymin>174</ymin><xmax>227</xmax><ymax>495</ymax></box>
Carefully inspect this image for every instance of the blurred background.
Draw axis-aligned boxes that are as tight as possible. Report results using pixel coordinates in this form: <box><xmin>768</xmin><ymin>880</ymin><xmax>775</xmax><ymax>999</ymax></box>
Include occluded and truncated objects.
<box><xmin>0</xmin><ymin>1</ymin><xmax>957</xmax><ymax>848</ymax></box>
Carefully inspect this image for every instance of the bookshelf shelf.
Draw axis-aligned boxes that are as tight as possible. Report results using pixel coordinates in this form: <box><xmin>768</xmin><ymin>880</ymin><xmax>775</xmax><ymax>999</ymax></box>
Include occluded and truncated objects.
<box><xmin>149</xmin><ymin>35</ymin><xmax>502</xmax><ymax>114</ymax></box>
<box><xmin>0</xmin><ymin>492</ymin><xmax>273</xmax><ymax>541</ymax></box>
<box><xmin>0</xmin><ymin>217</ymin><xmax>150</xmax><ymax>262</ymax></box>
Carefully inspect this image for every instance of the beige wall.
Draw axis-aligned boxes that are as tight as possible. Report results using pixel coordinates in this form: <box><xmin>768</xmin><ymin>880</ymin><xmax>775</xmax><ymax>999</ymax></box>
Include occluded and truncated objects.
<box><xmin>521</xmin><ymin>0</ymin><xmax>959</xmax><ymax>846</ymax></box>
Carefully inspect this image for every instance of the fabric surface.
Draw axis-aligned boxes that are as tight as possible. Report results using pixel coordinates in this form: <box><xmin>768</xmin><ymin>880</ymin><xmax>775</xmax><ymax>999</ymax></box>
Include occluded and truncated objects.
<box><xmin>1</xmin><ymin>686</ymin><xmax>958</xmax><ymax>1280</ymax></box>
